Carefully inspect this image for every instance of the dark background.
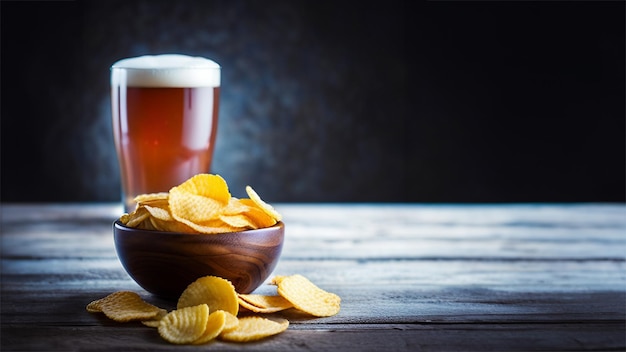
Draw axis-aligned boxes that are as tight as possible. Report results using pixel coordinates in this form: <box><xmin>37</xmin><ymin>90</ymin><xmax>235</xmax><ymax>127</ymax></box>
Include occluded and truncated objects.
<box><xmin>1</xmin><ymin>0</ymin><xmax>624</xmax><ymax>203</ymax></box>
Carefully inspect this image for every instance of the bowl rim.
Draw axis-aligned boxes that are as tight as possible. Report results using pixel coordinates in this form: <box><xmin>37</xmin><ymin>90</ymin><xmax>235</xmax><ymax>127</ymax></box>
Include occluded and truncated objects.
<box><xmin>113</xmin><ymin>219</ymin><xmax>284</xmax><ymax>238</ymax></box>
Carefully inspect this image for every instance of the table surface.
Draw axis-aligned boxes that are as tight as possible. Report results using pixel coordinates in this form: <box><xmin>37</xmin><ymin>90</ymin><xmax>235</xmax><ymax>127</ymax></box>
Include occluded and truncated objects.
<box><xmin>1</xmin><ymin>203</ymin><xmax>625</xmax><ymax>351</ymax></box>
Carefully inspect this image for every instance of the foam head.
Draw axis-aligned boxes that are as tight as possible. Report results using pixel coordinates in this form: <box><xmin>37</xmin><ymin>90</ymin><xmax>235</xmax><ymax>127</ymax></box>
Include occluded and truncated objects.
<box><xmin>111</xmin><ymin>54</ymin><xmax>220</xmax><ymax>88</ymax></box>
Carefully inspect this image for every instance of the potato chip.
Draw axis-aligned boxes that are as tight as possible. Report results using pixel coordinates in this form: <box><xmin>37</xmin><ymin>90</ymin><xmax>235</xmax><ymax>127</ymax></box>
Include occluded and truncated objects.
<box><xmin>181</xmin><ymin>220</ymin><xmax>244</xmax><ymax>235</ymax></box>
<box><xmin>219</xmin><ymin>214</ymin><xmax>257</xmax><ymax>229</ymax></box>
<box><xmin>237</xmin><ymin>294</ymin><xmax>293</xmax><ymax>313</ymax></box>
<box><xmin>245</xmin><ymin>185</ymin><xmax>282</xmax><ymax>222</ymax></box>
<box><xmin>222</xmin><ymin>197</ymin><xmax>251</xmax><ymax>216</ymax></box>
<box><xmin>123</xmin><ymin>207</ymin><xmax>150</xmax><ymax>228</ymax></box>
<box><xmin>192</xmin><ymin>310</ymin><xmax>226</xmax><ymax>344</ymax></box>
<box><xmin>158</xmin><ymin>304</ymin><xmax>209</xmax><ymax>344</ymax></box>
<box><xmin>275</xmin><ymin>274</ymin><xmax>340</xmax><ymax>317</ymax></box>
<box><xmin>142</xmin><ymin>204</ymin><xmax>172</xmax><ymax>221</ymax></box>
<box><xmin>86</xmin><ymin>291</ymin><xmax>164</xmax><ymax>322</ymax></box>
<box><xmin>177</xmin><ymin>276</ymin><xmax>239</xmax><ymax>316</ymax></box>
<box><xmin>121</xmin><ymin>174</ymin><xmax>281</xmax><ymax>234</ymax></box>
<box><xmin>238</xmin><ymin>198</ymin><xmax>277</xmax><ymax>228</ymax></box>
<box><xmin>172</xmin><ymin>174</ymin><xmax>231</xmax><ymax>205</ymax></box>
<box><xmin>221</xmin><ymin>311</ymin><xmax>239</xmax><ymax>333</ymax></box>
<box><xmin>134</xmin><ymin>192</ymin><xmax>169</xmax><ymax>205</ymax></box>
<box><xmin>219</xmin><ymin>316</ymin><xmax>289</xmax><ymax>342</ymax></box>
<box><xmin>141</xmin><ymin>308</ymin><xmax>168</xmax><ymax>327</ymax></box>
<box><xmin>170</xmin><ymin>192</ymin><xmax>224</xmax><ymax>225</ymax></box>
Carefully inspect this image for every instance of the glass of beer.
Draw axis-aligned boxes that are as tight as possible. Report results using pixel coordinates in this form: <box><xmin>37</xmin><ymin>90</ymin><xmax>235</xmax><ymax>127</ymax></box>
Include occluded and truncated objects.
<box><xmin>111</xmin><ymin>54</ymin><xmax>220</xmax><ymax>211</ymax></box>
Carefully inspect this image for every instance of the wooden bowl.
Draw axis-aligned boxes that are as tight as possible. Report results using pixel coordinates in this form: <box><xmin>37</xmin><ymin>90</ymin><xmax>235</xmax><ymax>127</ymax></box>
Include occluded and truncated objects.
<box><xmin>113</xmin><ymin>220</ymin><xmax>284</xmax><ymax>299</ymax></box>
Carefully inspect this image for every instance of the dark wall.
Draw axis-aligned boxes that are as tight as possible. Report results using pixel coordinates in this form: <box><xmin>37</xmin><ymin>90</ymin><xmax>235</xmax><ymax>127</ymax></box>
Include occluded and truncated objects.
<box><xmin>1</xmin><ymin>0</ymin><xmax>624</xmax><ymax>203</ymax></box>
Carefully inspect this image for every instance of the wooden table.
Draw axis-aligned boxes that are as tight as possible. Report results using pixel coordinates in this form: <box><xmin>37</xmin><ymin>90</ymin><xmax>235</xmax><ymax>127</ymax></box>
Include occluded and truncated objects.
<box><xmin>1</xmin><ymin>203</ymin><xmax>625</xmax><ymax>351</ymax></box>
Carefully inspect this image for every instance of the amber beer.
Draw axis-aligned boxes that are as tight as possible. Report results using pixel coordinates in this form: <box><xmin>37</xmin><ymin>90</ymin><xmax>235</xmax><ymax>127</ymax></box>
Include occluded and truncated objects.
<box><xmin>111</xmin><ymin>55</ymin><xmax>220</xmax><ymax>211</ymax></box>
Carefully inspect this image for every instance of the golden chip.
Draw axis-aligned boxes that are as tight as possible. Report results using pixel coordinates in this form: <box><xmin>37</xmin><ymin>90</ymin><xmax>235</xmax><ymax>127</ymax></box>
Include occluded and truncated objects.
<box><xmin>192</xmin><ymin>310</ymin><xmax>226</xmax><ymax>345</ymax></box>
<box><xmin>134</xmin><ymin>192</ymin><xmax>169</xmax><ymax>205</ymax></box>
<box><xmin>142</xmin><ymin>204</ymin><xmax>172</xmax><ymax>221</ymax></box>
<box><xmin>219</xmin><ymin>214</ymin><xmax>257</xmax><ymax>229</ymax></box>
<box><xmin>238</xmin><ymin>198</ymin><xmax>277</xmax><ymax>228</ymax></box>
<box><xmin>275</xmin><ymin>274</ymin><xmax>341</xmax><ymax>317</ymax></box>
<box><xmin>222</xmin><ymin>197</ymin><xmax>251</xmax><ymax>216</ymax></box>
<box><xmin>141</xmin><ymin>308</ymin><xmax>168</xmax><ymax>327</ymax></box>
<box><xmin>245</xmin><ymin>185</ymin><xmax>282</xmax><ymax>222</ymax></box>
<box><xmin>219</xmin><ymin>316</ymin><xmax>289</xmax><ymax>342</ymax></box>
<box><xmin>158</xmin><ymin>304</ymin><xmax>209</xmax><ymax>344</ymax></box>
<box><xmin>123</xmin><ymin>207</ymin><xmax>150</xmax><ymax>228</ymax></box>
<box><xmin>86</xmin><ymin>291</ymin><xmax>164</xmax><ymax>322</ymax></box>
<box><xmin>169</xmin><ymin>192</ymin><xmax>224</xmax><ymax>226</ymax></box>
<box><xmin>121</xmin><ymin>174</ymin><xmax>281</xmax><ymax>234</ymax></box>
<box><xmin>221</xmin><ymin>311</ymin><xmax>239</xmax><ymax>333</ymax></box>
<box><xmin>177</xmin><ymin>276</ymin><xmax>239</xmax><ymax>316</ymax></box>
<box><xmin>238</xmin><ymin>294</ymin><xmax>293</xmax><ymax>313</ymax></box>
<box><xmin>172</xmin><ymin>174</ymin><xmax>231</xmax><ymax>205</ymax></box>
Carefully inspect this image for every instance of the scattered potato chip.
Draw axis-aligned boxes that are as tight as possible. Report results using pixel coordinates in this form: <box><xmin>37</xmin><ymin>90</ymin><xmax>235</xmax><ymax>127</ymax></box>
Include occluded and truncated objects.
<box><xmin>274</xmin><ymin>274</ymin><xmax>341</xmax><ymax>317</ymax></box>
<box><xmin>86</xmin><ymin>291</ymin><xmax>164</xmax><ymax>322</ymax></box>
<box><xmin>87</xmin><ymin>274</ymin><xmax>341</xmax><ymax>345</ymax></box>
<box><xmin>141</xmin><ymin>309</ymin><xmax>168</xmax><ymax>328</ymax></box>
<box><xmin>238</xmin><ymin>294</ymin><xmax>293</xmax><ymax>313</ymax></box>
<box><xmin>219</xmin><ymin>316</ymin><xmax>289</xmax><ymax>342</ymax></box>
<box><xmin>221</xmin><ymin>311</ymin><xmax>239</xmax><ymax>333</ymax></box>
<box><xmin>177</xmin><ymin>276</ymin><xmax>239</xmax><ymax>316</ymax></box>
<box><xmin>193</xmin><ymin>310</ymin><xmax>226</xmax><ymax>345</ymax></box>
<box><xmin>158</xmin><ymin>304</ymin><xmax>210</xmax><ymax>344</ymax></box>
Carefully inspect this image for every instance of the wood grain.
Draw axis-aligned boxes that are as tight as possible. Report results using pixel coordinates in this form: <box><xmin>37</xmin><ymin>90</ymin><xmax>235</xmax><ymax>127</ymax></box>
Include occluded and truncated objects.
<box><xmin>1</xmin><ymin>203</ymin><xmax>625</xmax><ymax>351</ymax></box>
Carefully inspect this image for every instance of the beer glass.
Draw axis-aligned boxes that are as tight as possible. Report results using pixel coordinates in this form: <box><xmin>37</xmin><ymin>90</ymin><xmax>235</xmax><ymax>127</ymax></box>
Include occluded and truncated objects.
<box><xmin>111</xmin><ymin>54</ymin><xmax>220</xmax><ymax>211</ymax></box>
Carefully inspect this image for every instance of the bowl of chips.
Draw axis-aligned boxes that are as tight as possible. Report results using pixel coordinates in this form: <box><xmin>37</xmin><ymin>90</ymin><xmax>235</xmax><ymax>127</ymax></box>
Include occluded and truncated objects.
<box><xmin>113</xmin><ymin>174</ymin><xmax>285</xmax><ymax>299</ymax></box>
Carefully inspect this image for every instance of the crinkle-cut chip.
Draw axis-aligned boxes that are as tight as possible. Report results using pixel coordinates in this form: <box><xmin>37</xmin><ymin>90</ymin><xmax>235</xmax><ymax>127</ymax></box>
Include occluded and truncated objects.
<box><xmin>192</xmin><ymin>310</ymin><xmax>226</xmax><ymax>344</ymax></box>
<box><xmin>176</xmin><ymin>218</ymin><xmax>244</xmax><ymax>235</ymax></box>
<box><xmin>219</xmin><ymin>316</ymin><xmax>289</xmax><ymax>342</ymax></box>
<box><xmin>221</xmin><ymin>311</ymin><xmax>239</xmax><ymax>333</ymax></box>
<box><xmin>172</xmin><ymin>174</ymin><xmax>231</xmax><ymax>205</ymax></box>
<box><xmin>121</xmin><ymin>175</ymin><xmax>281</xmax><ymax>233</ymax></box>
<box><xmin>169</xmin><ymin>192</ymin><xmax>224</xmax><ymax>225</ymax></box>
<box><xmin>143</xmin><ymin>204</ymin><xmax>173</xmax><ymax>221</ymax></box>
<box><xmin>177</xmin><ymin>276</ymin><xmax>239</xmax><ymax>316</ymax></box>
<box><xmin>275</xmin><ymin>274</ymin><xmax>341</xmax><ymax>317</ymax></box>
<box><xmin>141</xmin><ymin>308</ymin><xmax>168</xmax><ymax>327</ymax></box>
<box><xmin>148</xmin><ymin>217</ymin><xmax>197</xmax><ymax>234</ymax></box>
<box><xmin>158</xmin><ymin>304</ymin><xmax>209</xmax><ymax>345</ymax></box>
<box><xmin>86</xmin><ymin>291</ymin><xmax>164</xmax><ymax>322</ymax></box>
<box><xmin>124</xmin><ymin>207</ymin><xmax>150</xmax><ymax>228</ymax></box>
<box><xmin>270</xmin><ymin>276</ymin><xmax>287</xmax><ymax>285</ymax></box>
<box><xmin>119</xmin><ymin>213</ymin><xmax>131</xmax><ymax>225</ymax></box>
<box><xmin>238</xmin><ymin>199</ymin><xmax>277</xmax><ymax>228</ymax></box>
<box><xmin>86</xmin><ymin>300</ymin><xmax>103</xmax><ymax>313</ymax></box>
<box><xmin>238</xmin><ymin>294</ymin><xmax>293</xmax><ymax>313</ymax></box>
<box><xmin>134</xmin><ymin>192</ymin><xmax>169</xmax><ymax>205</ymax></box>
<box><xmin>136</xmin><ymin>217</ymin><xmax>158</xmax><ymax>231</ymax></box>
<box><xmin>219</xmin><ymin>214</ymin><xmax>257</xmax><ymax>229</ymax></box>
<box><xmin>245</xmin><ymin>186</ymin><xmax>282</xmax><ymax>222</ymax></box>
<box><xmin>222</xmin><ymin>197</ymin><xmax>251</xmax><ymax>216</ymax></box>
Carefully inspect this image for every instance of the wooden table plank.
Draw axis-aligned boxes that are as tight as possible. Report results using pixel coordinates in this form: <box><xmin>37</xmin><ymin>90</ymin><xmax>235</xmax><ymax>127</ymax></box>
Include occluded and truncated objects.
<box><xmin>1</xmin><ymin>203</ymin><xmax>625</xmax><ymax>351</ymax></box>
<box><xmin>3</xmin><ymin>204</ymin><xmax>625</xmax><ymax>260</ymax></box>
<box><xmin>3</xmin><ymin>323</ymin><xmax>625</xmax><ymax>352</ymax></box>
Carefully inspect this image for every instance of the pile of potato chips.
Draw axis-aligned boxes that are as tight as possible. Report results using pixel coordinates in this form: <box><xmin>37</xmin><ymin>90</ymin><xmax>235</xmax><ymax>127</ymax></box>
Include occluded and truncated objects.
<box><xmin>120</xmin><ymin>174</ymin><xmax>282</xmax><ymax>234</ymax></box>
<box><xmin>87</xmin><ymin>275</ymin><xmax>341</xmax><ymax>344</ymax></box>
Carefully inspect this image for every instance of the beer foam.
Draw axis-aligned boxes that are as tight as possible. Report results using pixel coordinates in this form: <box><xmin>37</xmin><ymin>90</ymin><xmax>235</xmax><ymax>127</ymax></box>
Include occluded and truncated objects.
<box><xmin>111</xmin><ymin>54</ymin><xmax>220</xmax><ymax>87</ymax></box>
